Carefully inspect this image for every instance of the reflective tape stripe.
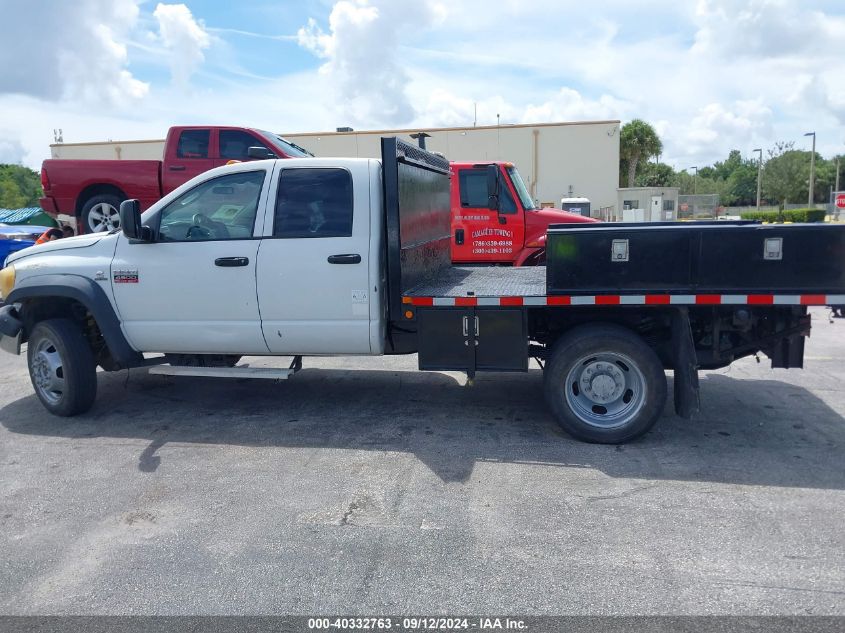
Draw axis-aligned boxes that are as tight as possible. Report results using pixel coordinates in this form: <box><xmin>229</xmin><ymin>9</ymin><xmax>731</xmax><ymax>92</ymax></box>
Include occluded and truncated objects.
<box><xmin>405</xmin><ymin>294</ymin><xmax>838</xmax><ymax>307</ymax></box>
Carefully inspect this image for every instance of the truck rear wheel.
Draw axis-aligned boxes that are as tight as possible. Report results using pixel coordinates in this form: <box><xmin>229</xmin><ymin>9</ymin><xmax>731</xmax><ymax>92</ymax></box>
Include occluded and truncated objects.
<box><xmin>543</xmin><ymin>324</ymin><xmax>667</xmax><ymax>443</ymax></box>
<box><xmin>27</xmin><ymin>319</ymin><xmax>97</xmax><ymax>416</ymax></box>
<box><xmin>81</xmin><ymin>194</ymin><xmax>124</xmax><ymax>234</ymax></box>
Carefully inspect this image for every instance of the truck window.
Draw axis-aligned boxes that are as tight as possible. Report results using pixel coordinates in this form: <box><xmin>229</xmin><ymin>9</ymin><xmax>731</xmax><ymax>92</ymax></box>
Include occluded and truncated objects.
<box><xmin>220</xmin><ymin>130</ymin><xmax>269</xmax><ymax>161</ymax></box>
<box><xmin>273</xmin><ymin>168</ymin><xmax>353</xmax><ymax>238</ymax></box>
<box><xmin>458</xmin><ymin>169</ymin><xmax>516</xmax><ymax>214</ymax></box>
<box><xmin>157</xmin><ymin>170</ymin><xmax>265</xmax><ymax>242</ymax></box>
<box><xmin>176</xmin><ymin>129</ymin><xmax>210</xmax><ymax>159</ymax></box>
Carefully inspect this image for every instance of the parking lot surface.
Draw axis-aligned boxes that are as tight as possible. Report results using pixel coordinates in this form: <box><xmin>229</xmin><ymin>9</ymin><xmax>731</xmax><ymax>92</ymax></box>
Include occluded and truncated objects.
<box><xmin>1</xmin><ymin>308</ymin><xmax>844</xmax><ymax>615</ymax></box>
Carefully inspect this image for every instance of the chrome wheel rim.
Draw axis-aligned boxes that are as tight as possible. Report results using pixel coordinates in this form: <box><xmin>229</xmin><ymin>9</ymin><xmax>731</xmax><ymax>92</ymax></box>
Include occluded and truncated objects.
<box><xmin>564</xmin><ymin>352</ymin><xmax>646</xmax><ymax>429</ymax></box>
<box><xmin>88</xmin><ymin>202</ymin><xmax>120</xmax><ymax>232</ymax></box>
<box><xmin>31</xmin><ymin>337</ymin><xmax>66</xmax><ymax>406</ymax></box>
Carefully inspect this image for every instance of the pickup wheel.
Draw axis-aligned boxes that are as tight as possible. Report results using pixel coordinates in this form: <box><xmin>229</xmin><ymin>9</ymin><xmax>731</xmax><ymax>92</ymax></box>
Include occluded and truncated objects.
<box><xmin>27</xmin><ymin>319</ymin><xmax>97</xmax><ymax>416</ymax></box>
<box><xmin>81</xmin><ymin>194</ymin><xmax>124</xmax><ymax>234</ymax></box>
<box><xmin>544</xmin><ymin>324</ymin><xmax>667</xmax><ymax>444</ymax></box>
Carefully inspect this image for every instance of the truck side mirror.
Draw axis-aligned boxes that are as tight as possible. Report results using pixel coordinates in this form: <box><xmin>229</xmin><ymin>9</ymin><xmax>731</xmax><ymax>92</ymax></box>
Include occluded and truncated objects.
<box><xmin>486</xmin><ymin>164</ymin><xmax>500</xmax><ymax>211</ymax></box>
<box><xmin>247</xmin><ymin>146</ymin><xmax>276</xmax><ymax>160</ymax></box>
<box><xmin>120</xmin><ymin>200</ymin><xmax>143</xmax><ymax>240</ymax></box>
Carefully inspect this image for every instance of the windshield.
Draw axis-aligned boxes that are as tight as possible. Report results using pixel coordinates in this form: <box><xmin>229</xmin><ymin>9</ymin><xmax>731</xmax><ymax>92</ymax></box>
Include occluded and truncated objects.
<box><xmin>257</xmin><ymin>131</ymin><xmax>314</xmax><ymax>158</ymax></box>
<box><xmin>506</xmin><ymin>166</ymin><xmax>536</xmax><ymax>210</ymax></box>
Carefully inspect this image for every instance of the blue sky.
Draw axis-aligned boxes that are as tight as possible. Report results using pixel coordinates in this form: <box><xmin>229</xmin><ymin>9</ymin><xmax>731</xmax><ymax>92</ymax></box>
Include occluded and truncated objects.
<box><xmin>0</xmin><ymin>0</ymin><xmax>843</xmax><ymax>170</ymax></box>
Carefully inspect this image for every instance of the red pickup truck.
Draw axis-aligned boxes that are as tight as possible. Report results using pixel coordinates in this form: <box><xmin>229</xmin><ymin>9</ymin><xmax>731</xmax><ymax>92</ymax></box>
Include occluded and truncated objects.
<box><xmin>39</xmin><ymin>126</ymin><xmax>312</xmax><ymax>234</ymax></box>
<box><xmin>450</xmin><ymin>161</ymin><xmax>596</xmax><ymax>266</ymax></box>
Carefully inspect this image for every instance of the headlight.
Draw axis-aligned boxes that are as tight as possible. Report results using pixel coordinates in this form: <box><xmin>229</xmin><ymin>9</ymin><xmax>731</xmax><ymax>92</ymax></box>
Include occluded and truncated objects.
<box><xmin>0</xmin><ymin>264</ymin><xmax>15</xmax><ymax>300</ymax></box>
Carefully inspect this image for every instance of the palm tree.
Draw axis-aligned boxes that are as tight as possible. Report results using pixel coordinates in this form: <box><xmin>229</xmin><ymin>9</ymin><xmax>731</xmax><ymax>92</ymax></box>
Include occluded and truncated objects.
<box><xmin>620</xmin><ymin>119</ymin><xmax>663</xmax><ymax>188</ymax></box>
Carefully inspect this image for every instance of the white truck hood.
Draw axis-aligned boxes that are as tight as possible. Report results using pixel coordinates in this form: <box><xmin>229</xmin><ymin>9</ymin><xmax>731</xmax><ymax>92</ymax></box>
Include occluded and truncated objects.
<box><xmin>5</xmin><ymin>232</ymin><xmax>111</xmax><ymax>265</ymax></box>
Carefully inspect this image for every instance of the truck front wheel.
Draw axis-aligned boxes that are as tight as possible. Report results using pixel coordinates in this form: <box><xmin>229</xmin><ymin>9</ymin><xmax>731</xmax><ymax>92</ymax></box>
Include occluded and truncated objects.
<box><xmin>81</xmin><ymin>194</ymin><xmax>124</xmax><ymax>234</ymax></box>
<box><xmin>544</xmin><ymin>324</ymin><xmax>667</xmax><ymax>443</ymax></box>
<box><xmin>27</xmin><ymin>319</ymin><xmax>97</xmax><ymax>416</ymax></box>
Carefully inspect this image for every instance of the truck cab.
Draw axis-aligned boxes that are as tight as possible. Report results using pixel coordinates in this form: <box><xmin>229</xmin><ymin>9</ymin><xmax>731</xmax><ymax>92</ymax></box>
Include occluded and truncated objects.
<box><xmin>450</xmin><ymin>161</ymin><xmax>597</xmax><ymax>266</ymax></box>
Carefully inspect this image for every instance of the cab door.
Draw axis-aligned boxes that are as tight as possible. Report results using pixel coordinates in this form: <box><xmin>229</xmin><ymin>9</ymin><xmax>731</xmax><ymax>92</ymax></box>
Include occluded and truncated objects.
<box><xmin>451</xmin><ymin>166</ymin><xmax>524</xmax><ymax>264</ymax></box>
<box><xmin>111</xmin><ymin>166</ymin><xmax>273</xmax><ymax>354</ymax></box>
<box><xmin>255</xmin><ymin>163</ymin><xmax>372</xmax><ymax>354</ymax></box>
<box><xmin>214</xmin><ymin>129</ymin><xmax>273</xmax><ymax>167</ymax></box>
<box><xmin>162</xmin><ymin>128</ymin><xmax>217</xmax><ymax>194</ymax></box>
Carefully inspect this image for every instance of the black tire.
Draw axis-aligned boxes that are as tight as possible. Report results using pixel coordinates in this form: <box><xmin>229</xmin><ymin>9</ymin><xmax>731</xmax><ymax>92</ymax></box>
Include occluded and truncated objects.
<box><xmin>27</xmin><ymin>319</ymin><xmax>97</xmax><ymax>416</ymax></box>
<box><xmin>543</xmin><ymin>324</ymin><xmax>667</xmax><ymax>444</ymax></box>
<box><xmin>81</xmin><ymin>193</ymin><xmax>124</xmax><ymax>234</ymax></box>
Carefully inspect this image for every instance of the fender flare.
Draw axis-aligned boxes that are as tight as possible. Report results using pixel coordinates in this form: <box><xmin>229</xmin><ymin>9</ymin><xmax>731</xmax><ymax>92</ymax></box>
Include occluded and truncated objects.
<box><xmin>7</xmin><ymin>274</ymin><xmax>143</xmax><ymax>369</ymax></box>
<box><xmin>514</xmin><ymin>246</ymin><xmax>545</xmax><ymax>266</ymax></box>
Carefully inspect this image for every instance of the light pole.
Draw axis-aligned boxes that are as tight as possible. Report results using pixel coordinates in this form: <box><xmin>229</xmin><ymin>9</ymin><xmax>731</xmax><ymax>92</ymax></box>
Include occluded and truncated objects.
<box><xmin>685</xmin><ymin>167</ymin><xmax>698</xmax><ymax>218</ymax></box>
<box><xmin>805</xmin><ymin>131</ymin><xmax>816</xmax><ymax>207</ymax></box>
<box><xmin>753</xmin><ymin>148</ymin><xmax>762</xmax><ymax>211</ymax></box>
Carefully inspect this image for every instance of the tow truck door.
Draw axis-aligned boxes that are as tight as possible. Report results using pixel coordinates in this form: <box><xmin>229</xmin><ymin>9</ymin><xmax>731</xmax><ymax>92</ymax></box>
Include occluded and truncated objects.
<box><xmin>451</xmin><ymin>165</ymin><xmax>524</xmax><ymax>263</ymax></box>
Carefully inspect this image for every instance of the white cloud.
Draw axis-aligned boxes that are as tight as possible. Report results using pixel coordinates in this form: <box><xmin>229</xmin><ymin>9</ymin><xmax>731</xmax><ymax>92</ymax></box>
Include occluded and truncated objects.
<box><xmin>0</xmin><ymin>135</ymin><xmax>26</xmax><ymax>165</ymax></box>
<box><xmin>684</xmin><ymin>100</ymin><xmax>773</xmax><ymax>154</ymax></box>
<box><xmin>692</xmin><ymin>0</ymin><xmax>845</xmax><ymax>59</ymax></box>
<box><xmin>152</xmin><ymin>3</ymin><xmax>212</xmax><ymax>88</ymax></box>
<box><xmin>0</xmin><ymin>0</ymin><xmax>148</xmax><ymax>104</ymax></box>
<box><xmin>522</xmin><ymin>88</ymin><xmax>633</xmax><ymax>123</ymax></box>
<box><xmin>297</xmin><ymin>0</ymin><xmax>446</xmax><ymax>126</ymax></box>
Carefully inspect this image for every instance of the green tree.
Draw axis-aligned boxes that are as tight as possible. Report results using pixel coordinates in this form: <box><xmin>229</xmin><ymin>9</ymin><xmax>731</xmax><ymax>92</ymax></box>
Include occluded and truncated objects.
<box><xmin>635</xmin><ymin>162</ymin><xmax>676</xmax><ymax>187</ymax></box>
<box><xmin>0</xmin><ymin>164</ymin><xmax>42</xmax><ymax>208</ymax></box>
<box><xmin>762</xmin><ymin>142</ymin><xmax>807</xmax><ymax>207</ymax></box>
<box><xmin>620</xmin><ymin>119</ymin><xmax>663</xmax><ymax>188</ymax></box>
<box><xmin>724</xmin><ymin>161</ymin><xmax>759</xmax><ymax>206</ymax></box>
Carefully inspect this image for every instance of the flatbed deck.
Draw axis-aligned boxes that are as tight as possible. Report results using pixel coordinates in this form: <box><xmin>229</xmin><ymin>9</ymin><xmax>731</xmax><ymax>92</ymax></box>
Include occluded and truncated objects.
<box><xmin>405</xmin><ymin>266</ymin><xmax>546</xmax><ymax>298</ymax></box>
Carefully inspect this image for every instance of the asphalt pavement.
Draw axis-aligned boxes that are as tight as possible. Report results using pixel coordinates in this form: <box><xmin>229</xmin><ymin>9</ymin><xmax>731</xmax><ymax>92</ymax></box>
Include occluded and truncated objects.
<box><xmin>0</xmin><ymin>308</ymin><xmax>844</xmax><ymax>615</ymax></box>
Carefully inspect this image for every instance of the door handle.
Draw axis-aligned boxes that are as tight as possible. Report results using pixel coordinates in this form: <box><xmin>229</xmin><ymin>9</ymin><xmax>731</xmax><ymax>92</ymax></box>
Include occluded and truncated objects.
<box><xmin>455</xmin><ymin>228</ymin><xmax>465</xmax><ymax>245</ymax></box>
<box><xmin>169</xmin><ymin>165</ymin><xmax>186</xmax><ymax>171</ymax></box>
<box><xmin>214</xmin><ymin>257</ymin><xmax>249</xmax><ymax>267</ymax></box>
<box><xmin>475</xmin><ymin>316</ymin><xmax>480</xmax><ymax>336</ymax></box>
<box><xmin>327</xmin><ymin>254</ymin><xmax>361</xmax><ymax>264</ymax></box>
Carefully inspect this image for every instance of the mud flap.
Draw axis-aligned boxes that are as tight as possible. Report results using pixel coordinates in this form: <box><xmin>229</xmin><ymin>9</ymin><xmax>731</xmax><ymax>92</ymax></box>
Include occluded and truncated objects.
<box><xmin>671</xmin><ymin>307</ymin><xmax>700</xmax><ymax>419</ymax></box>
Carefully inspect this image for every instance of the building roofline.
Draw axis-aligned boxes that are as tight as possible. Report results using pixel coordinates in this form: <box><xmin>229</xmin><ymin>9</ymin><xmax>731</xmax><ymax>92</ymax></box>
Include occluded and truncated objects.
<box><xmin>282</xmin><ymin>120</ymin><xmax>621</xmax><ymax>138</ymax></box>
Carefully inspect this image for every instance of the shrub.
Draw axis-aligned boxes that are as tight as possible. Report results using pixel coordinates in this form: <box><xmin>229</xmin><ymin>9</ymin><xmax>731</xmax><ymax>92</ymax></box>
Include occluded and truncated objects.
<box><xmin>739</xmin><ymin>208</ymin><xmax>826</xmax><ymax>223</ymax></box>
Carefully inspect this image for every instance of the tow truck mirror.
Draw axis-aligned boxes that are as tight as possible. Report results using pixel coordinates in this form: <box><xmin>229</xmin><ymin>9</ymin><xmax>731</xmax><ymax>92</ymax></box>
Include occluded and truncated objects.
<box><xmin>486</xmin><ymin>164</ymin><xmax>500</xmax><ymax>211</ymax></box>
<box><xmin>247</xmin><ymin>146</ymin><xmax>276</xmax><ymax>160</ymax></box>
<box><xmin>119</xmin><ymin>200</ymin><xmax>143</xmax><ymax>240</ymax></box>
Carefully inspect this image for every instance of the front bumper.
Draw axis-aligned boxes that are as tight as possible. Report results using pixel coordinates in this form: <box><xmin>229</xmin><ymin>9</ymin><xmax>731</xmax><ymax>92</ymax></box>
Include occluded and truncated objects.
<box><xmin>0</xmin><ymin>304</ymin><xmax>22</xmax><ymax>355</ymax></box>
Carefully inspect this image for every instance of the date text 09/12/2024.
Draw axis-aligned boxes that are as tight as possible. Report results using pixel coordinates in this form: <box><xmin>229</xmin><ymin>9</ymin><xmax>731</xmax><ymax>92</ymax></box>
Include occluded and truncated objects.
<box><xmin>307</xmin><ymin>617</ymin><xmax>528</xmax><ymax>630</ymax></box>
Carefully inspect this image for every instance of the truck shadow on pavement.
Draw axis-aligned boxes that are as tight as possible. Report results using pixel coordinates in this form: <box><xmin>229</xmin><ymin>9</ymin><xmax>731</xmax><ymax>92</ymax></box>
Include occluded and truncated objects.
<box><xmin>1</xmin><ymin>366</ymin><xmax>844</xmax><ymax>488</ymax></box>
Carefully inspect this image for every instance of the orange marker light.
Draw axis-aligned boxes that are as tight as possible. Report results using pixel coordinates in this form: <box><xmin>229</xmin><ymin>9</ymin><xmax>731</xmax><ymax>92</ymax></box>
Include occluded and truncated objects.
<box><xmin>404</xmin><ymin>310</ymin><xmax>414</xmax><ymax>319</ymax></box>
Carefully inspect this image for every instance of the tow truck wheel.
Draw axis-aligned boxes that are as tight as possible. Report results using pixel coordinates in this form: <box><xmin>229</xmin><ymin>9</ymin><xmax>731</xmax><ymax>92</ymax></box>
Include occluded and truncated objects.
<box><xmin>81</xmin><ymin>194</ymin><xmax>124</xmax><ymax>234</ymax></box>
<box><xmin>544</xmin><ymin>324</ymin><xmax>667</xmax><ymax>443</ymax></box>
<box><xmin>27</xmin><ymin>319</ymin><xmax>97</xmax><ymax>416</ymax></box>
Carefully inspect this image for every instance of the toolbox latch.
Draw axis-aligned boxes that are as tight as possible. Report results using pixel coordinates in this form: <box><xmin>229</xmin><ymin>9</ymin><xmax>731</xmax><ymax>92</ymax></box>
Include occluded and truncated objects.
<box><xmin>764</xmin><ymin>237</ymin><xmax>783</xmax><ymax>261</ymax></box>
<box><xmin>611</xmin><ymin>239</ymin><xmax>629</xmax><ymax>262</ymax></box>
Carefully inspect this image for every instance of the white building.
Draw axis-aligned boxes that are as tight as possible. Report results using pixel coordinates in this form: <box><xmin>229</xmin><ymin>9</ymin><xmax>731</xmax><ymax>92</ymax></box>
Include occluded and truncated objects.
<box><xmin>283</xmin><ymin>121</ymin><xmax>620</xmax><ymax>213</ymax></box>
<box><xmin>617</xmin><ymin>186</ymin><xmax>680</xmax><ymax>222</ymax></box>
